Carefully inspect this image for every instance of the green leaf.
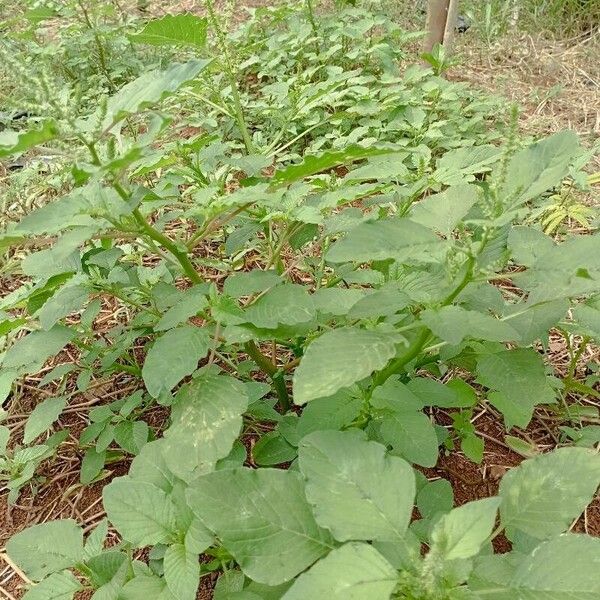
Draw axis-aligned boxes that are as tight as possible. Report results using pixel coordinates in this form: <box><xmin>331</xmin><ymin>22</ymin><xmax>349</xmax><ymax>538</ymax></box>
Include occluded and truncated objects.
<box><xmin>3</xmin><ymin>325</ymin><xmax>75</xmax><ymax>373</ymax></box>
<box><xmin>299</xmin><ymin>429</ymin><xmax>415</xmax><ymax>542</ymax></box>
<box><xmin>502</xmin><ymin>299</ymin><xmax>568</xmax><ymax>345</ymax></box>
<box><xmin>500</xmin><ymin>131</ymin><xmax>580</xmax><ymax>206</ymax></box>
<box><xmin>416</xmin><ymin>478</ymin><xmax>454</xmax><ymax>519</ymax></box>
<box><xmin>272</xmin><ymin>146</ymin><xmax>401</xmax><ymax>186</ymax></box>
<box><xmin>129</xmin><ymin>14</ymin><xmax>208</xmax><ymax>49</ymax></box>
<box><xmin>421</xmin><ymin>306</ymin><xmax>520</xmax><ymax>345</ymax></box>
<box><xmin>80</xmin><ymin>448</ymin><xmax>106</xmax><ymax>484</ymax></box>
<box><xmin>186</xmin><ymin>468</ymin><xmax>332</xmax><ymax>585</ymax></box>
<box><xmin>36</xmin><ymin>283</ymin><xmax>89</xmax><ymax>330</ymax></box>
<box><xmin>162</xmin><ymin>373</ymin><xmax>248</xmax><ymax>481</ymax></box>
<box><xmin>293</xmin><ymin>327</ymin><xmax>398</xmax><ymax>405</ymax></box>
<box><xmin>282</xmin><ymin>543</ymin><xmax>397</xmax><ymax>600</ymax></box>
<box><xmin>223</xmin><ymin>270</ymin><xmax>281</xmax><ymax>298</ymax></box>
<box><xmin>371</xmin><ymin>379</ymin><xmax>439</xmax><ymax>467</ymax></box>
<box><xmin>22</xmin><ymin>570</ymin><xmax>83</xmax><ymax>600</ymax></box>
<box><xmin>155</xmin><ymin>287</ymin><xmax>208</xmax><ymax>331</ymax></box>
<box><xmin>142</xmin><ymin>325</ymin><xmax>210</xmax><ymax>398</ymax></box>
<box><xmin>164</xmin><ymin>543</ymin><xmax>199</xmax><ymax>600</ymax></box>
<box><xmin>6</xmin><ymin>520</ymin><xmax>83</xmax><ymax>581</ymax></box>
<box><xmin>253</xmin><ymin>431</ymin><xmax>297</xmax><ymax>466</ymax></box>
<box><xmin>23</xmin><ymin>396</ymin><xmax>66</xmax><ymax>444</ymax></box>
<box><xmin>518</xmin><ymin>234</ymin><xmax>600</xmax><ymax>304</ymax></box>
<box><xmin>99</xmin><ymin>60</ymin><xmax>212</xmax><ymax>130</ymax></box>
<box><xmin>508</xmin><ymin>226</ymin><xmax>555</xmax><ymax>267</ymax></box>
<box><xmin>103</xmin><ymin>478</ymin><xmax>178</xmax><ymax>547</ymax></box>
<box><xmin>476</xmin><ymin>348</ymin><xmax>555</xmax><ymax>429</ymax></box>
<box><xmin>411</xmin><ymin>184</ymin><xmax>479</xmax><ymax>235</ymax></box>
<box><xmin>242</xmin><ymin>284</ymin><xmax>315</xmax><ymax>329</ymax></box>
<box><xmin>311</xmin><ymin>288</ymin><xmax>364</xmax><ymax>316</ymax></box>
<box><xmin>296</xmin><ymin>388</ymin><xmax>363</xmax><ymax>440</ymax></box>
<box><xmin>499</xmin><ymin>447</ymin><xmax>600</xmax><ymax>541</ymax></box>
<box><xmin>120</xmin><ymin>575</ymin><xmax>176</xmax><ymax>600</ymax></box>
<box><xmin>430</xmin><ymin>497</ymin><xmax>501</xmax><ymax>560</ymax></box>
<box><xmin>326</xmin><ymin>218</ymin><xmax>443</xmax><ymax>264</ymax></box>
<box><xmin>471</xmin><ymin>535</ymin><xmax>600</xmax><ymax>599</ymax></box>
<box><xmin>0</xmin><ymin>120</ymin><xmax>58</xmax><ymax>158</ymax></box>
<box><xmin>347</xmin><ymin>283</ymin><xmax>411</xmax><ymax>319</ymax></box>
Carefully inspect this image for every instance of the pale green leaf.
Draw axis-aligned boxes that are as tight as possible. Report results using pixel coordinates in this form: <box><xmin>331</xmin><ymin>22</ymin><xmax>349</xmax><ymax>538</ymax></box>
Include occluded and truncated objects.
<box><xmin>223</xmin><ymin>271</ymin><xmax>281</xmax><ymax>298</ymax></box>
<box><xmin>120</xmin><ymin>575</ymin><xmax>176</xmax><ymax>600</ymax></box>
<box><xmin>327</xmin><ymin>218</ymin><xmax>443</xmax><ymax>264</ymax></box>
<box><xmin>430</xmin><ymin>497</ymin><xmax>501</xmax><ymax>560</ymax></box>
<box><xmin>272</xmin><ymin>146</ymin><xmax>401</xmax><ymax>186</ymax></box>
<box><xmin>129</xmin><ymin>14</ymin><xmax>208</xmax><ymax>49</ymax></box>
<box><xmin>142</xmin><ymin>325</ymin><xmax>210</xmax><ymax>398</ymax></box>
<box><xmin>500</xmin><ymin>131</ymin><xmax>580</xmax><ymax>206</ymax></box>
<box><xmin>282</xmin><ymin>543</ymin><xmax>397</xmax><ymax>600</ymax></box>
<box><xmin>299</xmin><ymin>429</ymin><xmax>415</xmax><ymax>542</ymax></box>
<box><xmin>0</xmin><ymin>120</ymin><xmax>58</xmax><ymax>158</ymax></box>
<box><xmin>242</xmin><ymin>284</ymin><xmax>315</xmax><ymax>330</ymax></box>
<box><xmin>162</xmin><ymin>373</ymin><xmax>248</xmax><ymax>481</ymax></box>
<box><xmin>476</xmin><ymin>348</ymin><xmax>555</xmax><ymax>429</ymax></box>
<box><xmin>155</xmin><ymin>287</ymin><xmax>208</xmax><ymax>331</ymax></box>
<box><xmin>411</xmin><ymin>184</ymin><xmax>479</xmax><ymax>235</ymax></box>
<box><xmin>471</xmin><ymin>535</ymin><xmax>600</xmax><ymax>599</ymax></box>
<box><xmin>23</xmin><ymin>396</ymin><xmax>66</xmax><ymax>444</ymax></box>
<box><xmin>499</xmin><ymin>448</ymin><xmax>600</xmax><ymax>541</ymax></box>
<box><xmin>103</xmin><ymin>478</ymin><xmax>178</xmax><ymax>547</ymax></box>
<box><xmin>293</xmin><ymin>327</ymin><xmax>398</xmax><ymax>405</ymax></box>
<box><xmin>6</xmin><ymin>520</ymin><xmax>83</xmax><ymax>581</ymax></box>
<box><xmin>186</xmin><ymin>468</ymin><xmax>332</xmax><ymax>585</ymax></box>
<box><xmin>164</xmin><ymin>543</ymin><xmax>199</xmax><ymax>600</ymax></box>
<box><xmin>99</xmin><ymin>60</ymin><xmax>212</xmax><ymax>129</ymax></box>
<box><xmin>421</xmin><ymin>305</ymin><xmax>520</xmax><ymax>345</ymax></box>
<box><xmin>22</xmin><ymin>570</ymin><xmax>83</xmax><ymax>600</ymax></box>
<box><xmin>36</xmin><ymin>283</ymin><xmax>89</xmax><ymax>330</ymax></box>
<box><xmin>3</xmin><ymin>325</ymin><xmax>75</xmax><ymax>373</ymax></box>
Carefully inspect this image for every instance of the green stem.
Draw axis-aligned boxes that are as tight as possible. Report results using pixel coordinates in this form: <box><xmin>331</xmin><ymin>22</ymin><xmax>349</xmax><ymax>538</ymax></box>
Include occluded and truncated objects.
<box><xmin>244</xmin><ymin>340</ymin><xmax>290</xmax><ymax>411</ymax></box>
<box><xmin>371</xmin><ymin>256</ymin><xmax>476</xmax><ymax>390</ymax></box>
<box><xmin>131</xmin><ymin>208</ymin><xmax>202</xmax><ymax>284</ymax></box>
<box><xmin>204</xmin><ymin>0</ymin><xmax>254</xmax><ymax>153</ymax></box>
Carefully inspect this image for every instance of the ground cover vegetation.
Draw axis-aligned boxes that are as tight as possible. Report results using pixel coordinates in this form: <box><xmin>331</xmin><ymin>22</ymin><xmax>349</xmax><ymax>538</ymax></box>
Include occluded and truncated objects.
<box><xmin>0</xmin><ymin>1</ymin><xmax>599</xmax><ymax>598</ymax></box>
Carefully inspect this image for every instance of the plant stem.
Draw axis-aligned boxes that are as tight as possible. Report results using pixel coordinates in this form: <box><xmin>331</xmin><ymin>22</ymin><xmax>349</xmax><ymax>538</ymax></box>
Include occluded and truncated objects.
<box><xmin>244</xmin><ymin>340</ymin><xmax>290</xmax><ymax>411</ymax></box>
<box><xmin>371</xmin><ymin>256</ymin><xmax>476</xmax><ymax>390</ymax></box>
<box><xmin>204</xmin><ymin>0</ymin><xmax>254</xmax><ymax>153</ymax></box>
<box><xmin>131</xmin><ymin>208</ymin><xmax>203</xmax><ymax>284</ymax></box>
<box><xmin>76</xmin><ymin>0</ymin><xmax>116</xmax><ymax>93</ymax></box>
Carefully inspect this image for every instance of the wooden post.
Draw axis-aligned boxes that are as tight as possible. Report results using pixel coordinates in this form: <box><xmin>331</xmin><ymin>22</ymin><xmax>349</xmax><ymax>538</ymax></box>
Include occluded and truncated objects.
<box><xmin>424</xmin><ymin>0</ymin><xmax>460</xmax><ymax>54</ymax></box>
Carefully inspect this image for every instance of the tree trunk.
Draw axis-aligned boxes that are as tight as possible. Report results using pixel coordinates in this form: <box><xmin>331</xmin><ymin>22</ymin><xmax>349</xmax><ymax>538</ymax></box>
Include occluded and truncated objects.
<box><xmin>424</xmin><ymin>0</ymin><xmax>460</xmax><ymax>54</ymax></box>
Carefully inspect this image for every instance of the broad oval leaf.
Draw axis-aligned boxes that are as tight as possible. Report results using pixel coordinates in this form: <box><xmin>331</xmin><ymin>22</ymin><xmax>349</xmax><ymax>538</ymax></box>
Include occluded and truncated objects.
<box><xmin>430</xmin><ymin>497</ymin><xmax>501</xmax><ymax>561</ymax></box>
<box><xmin>6</xmin><ymin>520</ymin><xmax>83</xmax><ymax>581</ymax></box>
<box><xmin>499</xmin><ymin>447</ymin><xmax>600</xmax><ymax>541</ymax></box>
<box><xmin>326</xmin><ymin>218</ymin><xmax>443</xmax><ymax>264</ymax></box>
<box><xmin>299</xmin><ymin>429</ymin><xmax>415</xmax><ymax>542</ymax></box>
<box><xmin>162</xmin><ymin>373</ymin><xmax>249</xmax><ymax>481</ymax></box>
<box><xmin>22</xmin><ymin>570</ymin><xmax>83</xmax><ymax>600</ymax></box>
<box><xmin>23</xmin><ymin>396</ymin><xmax>66</xmax><ymax>444</ymax></box>
<box><xmin>129</xmin><ymin>14</ymin><xmax>208</xmax><ymax>49</ymax></box>
<box><xmin>164</xmin><ymin>543</ymin><xmax>199</xmax><ymax>600</ymax></box>
<box><xmin>293</xmin><ymin>327</ymin><xmax>398</xmax><ymax>405</ymax></box>
<box><xmin>186</xmin><ymin>468</ymin><xmax>333</xmax><ymax>585</ymax></box>
<box><xmin>142</xmin><ymin>325</ymin><xmax>210</xmax><ymax>398</ymax></box>
<box><xmin>103</xmin><ymin>478</ymin><xmax>178</xmax><ymax>547</ymax></box>
<box><xmin>282</xmin><ymin>542</ymin><xmax>397</xmax><ymax>600</ymax></box>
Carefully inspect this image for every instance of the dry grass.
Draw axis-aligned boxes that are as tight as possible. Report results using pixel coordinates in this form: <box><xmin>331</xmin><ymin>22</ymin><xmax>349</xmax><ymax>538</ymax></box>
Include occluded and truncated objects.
<box><xmin>454</xmin><ymin>30</ymin><xmax>600</xmax><ymax>150</ymax></box>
